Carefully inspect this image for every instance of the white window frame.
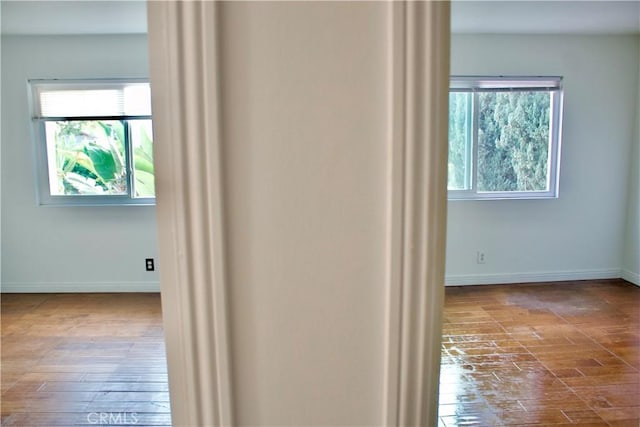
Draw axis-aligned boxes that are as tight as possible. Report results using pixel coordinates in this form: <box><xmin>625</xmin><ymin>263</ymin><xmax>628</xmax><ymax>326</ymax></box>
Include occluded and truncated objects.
<box><xmin>29</xmin><ymin>79</ymin><xmax>155</xmax><ymax>206</ymax></box>
<box><xmin>448</xmin><ymin>76</ymin><xmax>564</xmax><ymax>201</ymax></box>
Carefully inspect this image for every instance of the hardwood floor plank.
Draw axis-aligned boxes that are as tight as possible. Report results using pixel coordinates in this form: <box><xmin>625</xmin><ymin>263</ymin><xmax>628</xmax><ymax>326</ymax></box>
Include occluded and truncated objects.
<box><xmin>38</xmin><ymin>381</ymin><xmax>170</xmax><ymax>393</ymax></box>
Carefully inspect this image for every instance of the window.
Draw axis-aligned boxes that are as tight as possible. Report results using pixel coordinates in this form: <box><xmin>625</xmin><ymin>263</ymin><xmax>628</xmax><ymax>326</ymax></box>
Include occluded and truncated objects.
<box><xmin>448</xmin><ymin>76</ymin><xmax>563</xmax><ymax>200</ymax></box>
<box><xmin>30</xmin><ymin>79</ymin><xmax>154</xmax><ymax>205</ymax></box>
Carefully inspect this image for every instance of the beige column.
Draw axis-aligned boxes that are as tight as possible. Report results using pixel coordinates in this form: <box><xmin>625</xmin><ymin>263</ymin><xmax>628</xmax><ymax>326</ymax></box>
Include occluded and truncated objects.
<box><xmin>148</xmin><ymin>1</ymin><xmax>450</xmax><ymax>426</ymax></box>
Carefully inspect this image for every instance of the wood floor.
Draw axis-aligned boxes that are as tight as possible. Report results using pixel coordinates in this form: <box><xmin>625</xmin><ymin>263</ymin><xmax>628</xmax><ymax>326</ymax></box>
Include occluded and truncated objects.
<box><xmin>1</xmin><ymin>293</ymin><xmax>169</xmax><ymax>426</ymax></box>
<box><xmin>440</xmin><ymin>279</ymin><xmax>639</xmax><ymax>427</ymax></box>
<box><xmin>1</xmin><ymin>279</ymin><xmax>638</xmax><ymax>426</ymax></box>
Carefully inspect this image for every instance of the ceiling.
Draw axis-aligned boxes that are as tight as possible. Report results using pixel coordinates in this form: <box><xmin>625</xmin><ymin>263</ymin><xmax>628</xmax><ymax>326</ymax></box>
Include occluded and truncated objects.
<box><xmin>1</xmin><ymin>0</ymin><xmax>148</xmax><ymax>35</ymax></box>
<box><xmin>453</xmin><ymin>1</ymin><xmax>640</xmax><ymax>34</ymax></box>
<box><xmin>1</xmin><ymin>0</ymin><xmax>639</xmax><ymax>35</ymax></box>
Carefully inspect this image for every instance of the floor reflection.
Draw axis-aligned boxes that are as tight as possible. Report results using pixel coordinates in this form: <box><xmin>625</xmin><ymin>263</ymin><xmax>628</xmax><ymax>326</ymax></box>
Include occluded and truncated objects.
<box><xmin>437</xmin><ymin>279</ymin><xmax>640</xmax><ymax>426</ymax></box>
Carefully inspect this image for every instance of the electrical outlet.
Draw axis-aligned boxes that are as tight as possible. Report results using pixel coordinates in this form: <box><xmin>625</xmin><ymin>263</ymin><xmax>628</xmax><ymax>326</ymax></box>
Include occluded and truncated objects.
<box><xmin>145</xmin><ymin>258</ymin><xmax>155</xmax><ymax>271</ymax></box>
<box><xmin>476</xmin><ymin>251</ymin><xmax>486</xmax><ymax>264</ymax></box>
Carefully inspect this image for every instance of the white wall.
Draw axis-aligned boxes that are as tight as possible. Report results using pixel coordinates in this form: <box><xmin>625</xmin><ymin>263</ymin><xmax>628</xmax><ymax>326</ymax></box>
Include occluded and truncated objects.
<box><xmin>622</xmin><ymin>41</ymin><xmax>640</xmax><ymax>286</ymax></box>
<box><xmin>1</xmin><ymin>35</ymin><xmax>159</xmax><ymax>292</ymax></box>
<box><xmin>3</xmin><ymin>33</ymin><xmax>638</xmax><ymax>291</ymax></box>
<box><xmin>446</xmin><ymin>34</ymin><xmax>639</xmax><ymax>285</ymax></box>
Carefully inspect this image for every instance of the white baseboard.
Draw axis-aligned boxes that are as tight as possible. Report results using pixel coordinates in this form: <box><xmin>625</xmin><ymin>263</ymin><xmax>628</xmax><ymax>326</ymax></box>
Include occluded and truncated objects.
<box><xmin>445</xmin><ymin>269</ymin><xmax>621</xmax><ymax>286</ymax></box>
<box><xmin>2</xmin><ymin>270</ymin><xmax>634</xmax><ymax>292</ymax></box>
<box><xmin>0</xmin><ymin>281</ymin><xmax>161</xmax><ymax>293</ymax></box>
<box><xmin>621</xmin><ymin>269</ymin><xmax>640</xmax><ymax>286</ymax></box>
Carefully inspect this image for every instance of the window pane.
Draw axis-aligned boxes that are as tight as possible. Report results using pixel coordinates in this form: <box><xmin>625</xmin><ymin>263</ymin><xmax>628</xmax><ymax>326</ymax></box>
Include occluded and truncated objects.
<box><xmin>45</xmin><ymin>120</ymin><xmax>127</xmax><ymax>196</ymax></box>
<box><xmin>476</xmin><ymin>91</ymin><xmax>551</xmax><ymax>192</ymax></box>
<box><xmin>448</xmin><ymin>92</ymin><xmax>472</xmax><ymax>190</ymax></box>
<box><xmin>130</xmin><ymin>120</ymin><xmax>155</xmax><ymax>198</ymax></box>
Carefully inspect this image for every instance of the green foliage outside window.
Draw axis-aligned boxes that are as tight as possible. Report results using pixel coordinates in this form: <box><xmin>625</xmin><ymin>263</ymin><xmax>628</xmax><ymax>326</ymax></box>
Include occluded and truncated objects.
<box><xmin>131</xmin><ymin>120</ymin><xmax>155</xmax><ymax>198</ymax></box>
<box><xmin>48</xmin><ymin>120</ymin><xmax>154</xmax><ymax>197</ymax></box>
<box><xmin>477</xmin><ymin>92</ymin><xmax>550</xmax><ymax>192</ymax></box>
<box><xmin>448</xmin><ymin>92</ymin><xmax>472</xmax><ymax>190</ymax></box>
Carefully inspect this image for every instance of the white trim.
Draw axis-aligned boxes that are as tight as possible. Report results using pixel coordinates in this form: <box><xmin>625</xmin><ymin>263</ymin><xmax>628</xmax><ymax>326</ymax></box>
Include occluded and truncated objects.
<box><xmin>383</xmin><ymin>2</ymin><xmax>451</xmax><ymax>426</ymax></box>
<box><xmin>148</xmin><ymin>2</ymin><xmax>234</xmax><ymax>426</ymax></box>
<box><xmin>450</xmin><ymin>76</ymin><xmax>562</xmax><ymax>91</ymax></box>
<box><xmin>2</xmin><ymin>270</ymin><xmax>626</xmax><ymax>293</ymax></box>
<box><xmin>621</xmin><ymin>269</ymin><xmax>640</xmax><ymax>286</ymax></box>
<box><xmin>445</xmin><ymin>269</ymin><xmax>621</xmax><ymax>286</ymax></box>
<box><xmin>382</xmin><ymin>2</ymin><xmax>406</xmax><ymax>426</ymax></box>
<box><xmin>0</xmin><ymin>281</ymin><xmax>160</xmax><ymax>293</ymax></box>
<box><xmin>381</xmin><ymin>2</ymin><xmax>405</xmax><ymax>424</ymax></box>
